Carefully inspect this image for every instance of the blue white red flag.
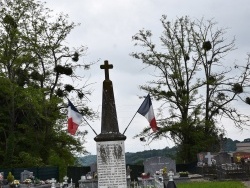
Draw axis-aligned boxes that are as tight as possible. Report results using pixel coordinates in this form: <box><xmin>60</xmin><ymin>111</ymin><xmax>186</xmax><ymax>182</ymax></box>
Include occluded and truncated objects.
<box><xmin>67</xmin><ymin>99</ymin><xmax>82</xmax><ymax>135</ymax></box>
<box><xmin>137</xmin><ymin>94</ymin><xmax>159</xmax><ymax>132</ymax></box>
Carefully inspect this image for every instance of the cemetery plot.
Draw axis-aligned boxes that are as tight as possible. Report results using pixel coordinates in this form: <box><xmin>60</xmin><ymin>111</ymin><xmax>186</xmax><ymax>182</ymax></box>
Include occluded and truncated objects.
<box><xmin>197</xmin><ymin>151</ymin><xmax>249</xmax><ymax>180</ymax></box>
<box><xmin>216</xmin><ymin>164</ymin><xmax>248</xmax><ymax>180</ymax></box>
<box><xmin>144</xmin><ymin>156</ymin><xmax>176</xmax><ymax>177</ymax></box>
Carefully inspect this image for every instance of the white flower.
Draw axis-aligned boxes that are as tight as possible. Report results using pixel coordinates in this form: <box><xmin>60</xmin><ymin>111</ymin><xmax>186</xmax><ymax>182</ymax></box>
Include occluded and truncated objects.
<box><xmin>13</xmin><ymin>180</ymin><xmax>20</xmax><ymax>185</ymax></box>
<box><xmin>24</xmin><ymin>179</ymin><xmax>32</xmax><ymax>184</ymax></box>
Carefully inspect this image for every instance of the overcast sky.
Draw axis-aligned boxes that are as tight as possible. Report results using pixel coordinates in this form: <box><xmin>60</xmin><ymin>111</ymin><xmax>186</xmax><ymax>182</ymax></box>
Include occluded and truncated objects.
<box><xmin>41</xmin><ymin>0</ymin><xmax>250</xmax><ymax>155</ymax></box>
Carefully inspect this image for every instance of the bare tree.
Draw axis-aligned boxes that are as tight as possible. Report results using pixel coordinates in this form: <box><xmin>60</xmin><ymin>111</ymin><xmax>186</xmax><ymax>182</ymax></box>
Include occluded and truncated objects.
<box><xmin>131</xmin><ymin>16</ymin><xmax>250</xmax><ymax>162</ymax></box>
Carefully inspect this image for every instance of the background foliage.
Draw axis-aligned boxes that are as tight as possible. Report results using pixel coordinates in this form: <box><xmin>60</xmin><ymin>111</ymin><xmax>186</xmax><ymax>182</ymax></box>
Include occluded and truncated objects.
<box><xmin>0</xmin><ymin>0</ymin><xmax>96</xmax><ymax>180</ymax></box>
<box><xmin>132</xmin><ymin>16</ymin><xmax>250</xmax><ymax>163</ymax></box>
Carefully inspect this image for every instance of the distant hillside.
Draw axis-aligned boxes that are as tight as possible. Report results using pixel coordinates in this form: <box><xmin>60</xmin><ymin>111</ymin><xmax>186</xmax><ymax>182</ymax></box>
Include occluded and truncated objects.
<box><xmin>78</xmin><ymin>155</ymin><xmax>97</xmax><ymax>166</ymax></box>
<box><xmin>125</xmin><ymin>146</ymin><xmax>177</xmax><ymax>165</ymax></box>
<box><xmin>78</xmin><ymin>138</ymin><xmax>238</xmax><ymax>166</ymax></box>
<box><xmin>78</xmin><ymin>146</ymin><xmax>177</xmax><ymax>166</ymax></box>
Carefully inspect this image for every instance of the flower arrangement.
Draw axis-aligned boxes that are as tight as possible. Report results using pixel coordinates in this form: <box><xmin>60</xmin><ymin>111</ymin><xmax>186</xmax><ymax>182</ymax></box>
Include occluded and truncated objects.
<box><xmin>179</xmin><ymin>171</ymin><xmax>189</xmax><ymax>177</ymax></box>
<box><xmin>33</xmin><ymin>178</ymin><xmax>41</xmax><ymax>185</ymax></box>
<box><xmin>162</xmin><ymin>167</ymin><xmax>167</xmax><ymax>175</ymax></box>
<box><xmin>39</xmin><ymin>180</ymin><xmax>45</xmax><ymax>185</ymax></box>
<box><xmin>93</xmin><ymin>172</ymin><xmax>98</xmax><ymax>179</ymax></box>
<box><xmin>45</xmin><ymin>180</ymin><xmax>51</xmax><ymax>184</ymax></box>
<box><xmin>9</xmin><ymin>179</ymin><xmax>19</xmax><ymax>188</ymax></box>
<box><xmin>141</xmin><ymin>172</ymin><xmax>150</xmax><ymax>179</ymax></box>
<box><xmin>24</xmin><ymin>179</ymin><xmax>32</xmax><ymax>184</ymax></box>
<box><xmin>13</xmin><ymin>180</ymin><xmax>20</xmax><ymax>185</ymax></box>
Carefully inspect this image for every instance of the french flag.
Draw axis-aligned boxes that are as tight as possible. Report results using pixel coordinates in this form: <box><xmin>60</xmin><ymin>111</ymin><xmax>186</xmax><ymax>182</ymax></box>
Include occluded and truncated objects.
<box><xmin>67</xmin><ymin>99</ymin><xmax>82</xmax><ymax>135</ymax></box>
<box><xmin>137</xmin><ymin>94</ymin><xmax>159</xmax><ymax>132</ymax></box>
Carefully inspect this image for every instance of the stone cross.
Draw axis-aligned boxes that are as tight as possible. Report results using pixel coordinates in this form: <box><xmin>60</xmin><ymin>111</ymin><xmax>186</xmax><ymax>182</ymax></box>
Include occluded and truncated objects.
<box><xmin>63</xmin><ymin>176</ymin><xmax>68</xmax><ymax>185</ymax></box>
<box><xmin>205</xmin><ymin>152</ymin><xmax>214</xmax><ymax>166</ymax></box>
<box><xmin>100</xmin><ymin>60</ymin><xmax>113</xmax><ymax>80</ymax></box>
<box><xmin>166</xmin><ymin>170</ymin><xmax>177</xmax><ymax>188</ymax></box>
<box><xmin>168</xmin><ymin>171</ymin><xmax>174</xmax><ymax>181</ymax></box>
<box><xmin>51</xmin><ymin>178</ymin><xmax>57</xmax><ymax>188</ymax></box>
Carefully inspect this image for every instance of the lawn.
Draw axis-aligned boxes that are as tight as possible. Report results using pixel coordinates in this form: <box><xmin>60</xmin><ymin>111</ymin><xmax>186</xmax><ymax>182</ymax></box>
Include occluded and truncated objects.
<box><xmin>177</xmin><ymin>181</ymin><xmax>246</xmax><ymax>188</ymax></box>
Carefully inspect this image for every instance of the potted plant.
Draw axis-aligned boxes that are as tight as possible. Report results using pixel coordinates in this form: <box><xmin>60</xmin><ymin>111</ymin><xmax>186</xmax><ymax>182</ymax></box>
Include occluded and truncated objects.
<box><xmin>7</xmin><ymin>172</ymin><xmax>14</xmax><ymax>184</ymax></box>
<box><xmin>179</xmin><ymin>171</ymin><xmax>189</xmax><ymax>177</ymax></box>
<box><xmin>162</xmin><ymin>167</ymin><xmax>168</xmax><ymax>179</ymax></box>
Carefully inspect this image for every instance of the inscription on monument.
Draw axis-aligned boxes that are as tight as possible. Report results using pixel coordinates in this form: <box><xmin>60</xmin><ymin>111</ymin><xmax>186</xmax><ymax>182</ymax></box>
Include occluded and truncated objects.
<box><xmin>97</xmin><ymin>141</ymin><xmax>127</xmax><ymax>188</ymax></box>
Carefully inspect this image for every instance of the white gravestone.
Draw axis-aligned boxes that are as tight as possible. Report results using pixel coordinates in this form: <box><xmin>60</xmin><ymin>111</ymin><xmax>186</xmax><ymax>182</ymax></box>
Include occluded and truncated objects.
<box><xmin>96</xmin><ymin>140</ymin><xmax>126</xmax><ymax>188</ymax></box>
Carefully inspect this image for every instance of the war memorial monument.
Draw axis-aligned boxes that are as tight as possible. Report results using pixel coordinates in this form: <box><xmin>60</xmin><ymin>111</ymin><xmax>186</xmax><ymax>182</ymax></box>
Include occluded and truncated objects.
<box><xmin>94</xmin><ymin>60</ymin><xmax>127</xmax><ymax>188</ymax></box>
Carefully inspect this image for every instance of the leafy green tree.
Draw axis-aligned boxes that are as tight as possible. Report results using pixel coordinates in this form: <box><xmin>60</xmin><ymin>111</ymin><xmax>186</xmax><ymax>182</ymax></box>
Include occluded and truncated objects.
<box><xmin>0</xmin><ymin>0</ymin><xmax>95</xmax><ymax>176</ymax></box>
<box><xmin>131</xmin><ymin>16</ymin><xmax>250</xmax><ymax>163</ymax></box>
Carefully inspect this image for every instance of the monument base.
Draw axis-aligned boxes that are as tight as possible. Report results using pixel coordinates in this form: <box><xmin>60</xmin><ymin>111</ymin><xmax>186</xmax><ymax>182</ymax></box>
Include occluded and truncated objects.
<box><xmin>96</xmin><ymin>140</ymin><xmax>127</xmax><ymax>188</ymax></box>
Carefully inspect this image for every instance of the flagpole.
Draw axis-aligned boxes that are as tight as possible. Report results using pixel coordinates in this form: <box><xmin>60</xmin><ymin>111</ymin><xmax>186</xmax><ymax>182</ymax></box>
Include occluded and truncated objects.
<box><xmin>122</xmin><ymin>111</ymin><xmax>138</xmax><ymax>135</ymax></box>
<box><xmin>122</xmin><ymin>95</ymin><xmax>149</xmax><ymax>135</ymax></box>
<box><xmin>82</xmin><ymin>116</ymin><xmax>98</xmax><ymax>135</ymax></box>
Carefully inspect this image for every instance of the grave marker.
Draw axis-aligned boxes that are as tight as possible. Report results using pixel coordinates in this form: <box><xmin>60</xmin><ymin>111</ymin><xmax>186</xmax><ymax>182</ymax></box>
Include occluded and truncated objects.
<box><xmin>214</xmin><ymin>152</ymin><xmax>232</xmax><ymax>165</ymax></box>
<box><xmin>144</xmin><ymin>156</ymin><xmax>176</xmax><ymax>176</ymax></box>
<box><xmin>90</xmin><ymin>162</ymin><xmax>97</xmax><ymax>174</ymax></box>
<box><xmin>51</xmin><ymin>178</ymin><xmax>56</xmax><ymax>188</ymax></box>
<box><xmin>20</xmin><ymin>170</ymin><xmax>33</xmax><ymax>182</ymax></box>
<box><xmin>205</xmin><ymin>152</ymin><xmax>215</xmax><ymax>166</ymax></box>
<box><xmin>94</xmin><ymin>60</ymin><xmax>127</xmax><ymax>188</ymax></box>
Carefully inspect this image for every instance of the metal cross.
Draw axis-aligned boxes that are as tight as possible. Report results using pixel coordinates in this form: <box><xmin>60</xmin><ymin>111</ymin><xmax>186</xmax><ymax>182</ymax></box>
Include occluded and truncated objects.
<box><xmin>100</xmin><ymin>60</ymin><xmax>113</xmax><ymax>80</ymax></box>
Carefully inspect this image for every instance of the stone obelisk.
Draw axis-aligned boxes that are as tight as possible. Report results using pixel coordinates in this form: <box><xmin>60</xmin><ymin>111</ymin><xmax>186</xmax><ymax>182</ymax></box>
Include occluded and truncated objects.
<box><xmin>94</xmin><ymin>60</ymin><xmax>127</xmax><ymax>188</ymax></box>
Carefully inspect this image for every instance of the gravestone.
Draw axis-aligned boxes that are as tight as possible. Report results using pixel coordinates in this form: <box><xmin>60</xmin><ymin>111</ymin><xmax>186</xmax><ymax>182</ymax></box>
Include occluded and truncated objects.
<box><xmin>78</xmin><ymin>176</ymin><xmax>98</xmax><ymax>188</ymax></box>
<box><xmin>20</xmin><ymin>170</ymin><xmax>33</xmax><ymax>182</ymax></box>
<box><xmin>94</xmin><ymin>60</ymin><xmax>127</xmax><ymax>188</ymax></box>
<box><xmin>214</xmin><ymin>152</ymin><xmax>232</xmax><ymax>165</ymax></box>
<box><xmin>90</xmin><ymin>162</ymin><xmax>97</xmax><ymax>174</ymax></box>
<box><xmin>144</xmin><ymin>156</ymin><xmax>176</xmax><ymax>176</ymax></box>
<box><xmin>197</xmin><ymin>152</ymin><xmax>217</xmax><ymax>166</ymax></box>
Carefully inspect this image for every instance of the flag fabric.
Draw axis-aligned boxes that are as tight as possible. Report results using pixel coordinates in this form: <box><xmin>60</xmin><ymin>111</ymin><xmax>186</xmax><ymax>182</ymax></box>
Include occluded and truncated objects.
<box><xmin>137</xmin><ymin>94</ymin><xmax>159</xmax><ymax>132</ymax></box>
<box><xmin>67</xmin><ymin>99</ymin><xmax>82</xmax><ymax>135</ymax></box>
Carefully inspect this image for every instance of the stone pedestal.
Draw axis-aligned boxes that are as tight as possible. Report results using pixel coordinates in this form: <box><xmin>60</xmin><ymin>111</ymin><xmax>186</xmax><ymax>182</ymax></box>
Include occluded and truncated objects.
<box><xmin>96</xmin><ymin>140</ymin><xmax>126</xmax><ymax>188</ymax></box>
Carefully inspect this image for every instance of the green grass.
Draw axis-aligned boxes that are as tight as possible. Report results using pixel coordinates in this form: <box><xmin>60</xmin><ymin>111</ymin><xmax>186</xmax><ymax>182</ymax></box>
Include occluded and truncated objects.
<box><xmin>177</xmin><ymin>181</ymin><xmax>246</xmax><ymax>188</ymax></box>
